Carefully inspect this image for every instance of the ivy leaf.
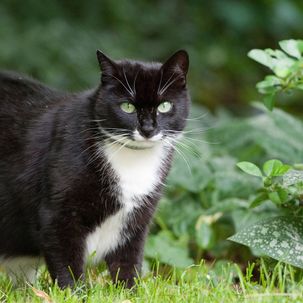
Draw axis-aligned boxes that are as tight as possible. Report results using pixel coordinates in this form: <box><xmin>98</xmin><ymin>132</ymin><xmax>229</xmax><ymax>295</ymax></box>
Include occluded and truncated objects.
<box><xmin>279</xmin><ymin>40</ymin><xmax>301</xmax><ymax>59</ymax></box>
<box><xmin>237</xmin><ymin>162</ymin><xmax>263</xmax><ymax>177</ymax></box>
<box><xmin>229</xmin><ymin>216</ymin><xmax>303</xmax><ymax>269</ymax></box>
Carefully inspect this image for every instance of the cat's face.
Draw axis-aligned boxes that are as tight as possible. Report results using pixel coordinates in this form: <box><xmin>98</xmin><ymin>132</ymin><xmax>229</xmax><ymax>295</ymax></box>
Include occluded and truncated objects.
<box><xmin>94</xmin><ymin>50</ymin><xmax>190</xmax><ymax>149</ymax></box>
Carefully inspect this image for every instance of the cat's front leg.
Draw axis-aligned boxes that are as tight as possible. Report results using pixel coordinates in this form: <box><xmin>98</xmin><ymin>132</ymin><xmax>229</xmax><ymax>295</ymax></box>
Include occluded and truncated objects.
<box><xmin>105</xmin><ymin>227</ymin><xmax>147</xmax><ymax>288</ymax></box>
<box><xmin>41</xmin><ymin>218</ymin><xmax>86</xmax><ymax>288</ymax></box>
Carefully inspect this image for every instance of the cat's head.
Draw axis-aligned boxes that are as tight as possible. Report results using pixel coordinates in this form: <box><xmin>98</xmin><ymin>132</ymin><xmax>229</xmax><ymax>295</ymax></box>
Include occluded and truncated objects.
<box><xmin>94</xmin><ymin>50</ymin><xmax>190</xmax><ymax>149</ymax></box>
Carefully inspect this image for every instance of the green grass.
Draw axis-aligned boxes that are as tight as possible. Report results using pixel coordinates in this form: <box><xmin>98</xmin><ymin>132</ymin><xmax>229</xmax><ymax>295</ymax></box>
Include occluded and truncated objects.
<box><xmin>1</xmin><ymin>261</ymin><xmax>303</xmax><ymax>303</ymax></box>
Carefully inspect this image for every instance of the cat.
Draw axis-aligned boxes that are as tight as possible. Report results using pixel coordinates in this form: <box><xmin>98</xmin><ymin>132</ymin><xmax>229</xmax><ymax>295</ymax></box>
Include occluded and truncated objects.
<box><xmin>0</xmin><ymin>49</ymin><xmax>190</xmax><ymax>288</ymax></box>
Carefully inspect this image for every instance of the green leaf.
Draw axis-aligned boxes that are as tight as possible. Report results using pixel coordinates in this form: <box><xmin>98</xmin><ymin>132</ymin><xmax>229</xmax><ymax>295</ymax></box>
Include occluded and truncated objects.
<box><xmin>249</xmin><ymin>192</ymin><xmax>268</xmax><ymax>208</ymax></box>
<box><xmin>279</xmin><ymin>40</ymin><xmax>301</xmax><ymax>59</ymax></box>
<box><xmin>262</xmin><ymin>160</ymin><xmax>290</xmax><ymax>177</ymax></box>
<box><xmin>248</xmin><ymin>49</ymin><xmax>273</xmax><ymax>68</ymax></box>
<box><xmin>229</xmin><ymin>216</ymin><xmax>303</xmax><ymax>269</ymax></box>
<box><xmin>237</xmin><ymin>162</ymin><xmax>263</xmax><ymax>177</ymax></box>
<box><xmin>263</xmin><ymin>159</ymin><xmax>283</xmax><ymax>176</ymax></box>
<box><xmin>271</xmin><ymin>56</ymin><xmax>295</xmax><ymax>78</ymax></box>
<box><xmin>265</xmin><ymin>48</ymin><xmax>288</xmax><ymax>60</ymax></box>
<box><xmin>263</xmin><ymin>93</ymin><xmax>275</xmax><ymax>111</ymax></box>
<box><xmin>268</xmin><ymin>191</ymin><xmax>282</xmax><ymax>204</ymax></box>
<box><xmin>256</xmin><ymin>75</ymin><xmax>281</xmax><ymax>95</ymax></box>
<box><xmin>277</xmin><ymin>188</ymin><xmax>289</xmax><ymax>204</ymax></box>
<box><xmin>276</xmin><ymin>165</ymin><xmax>292</xmax><ymax>176</ymax></box>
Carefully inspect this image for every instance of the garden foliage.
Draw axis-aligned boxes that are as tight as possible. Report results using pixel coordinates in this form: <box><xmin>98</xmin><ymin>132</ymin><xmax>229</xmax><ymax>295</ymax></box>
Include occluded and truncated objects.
<box><xmin>230</xmin><ymin>40</ymin><xmax>303</xmax><ymax>268</ymax></box>
<box><xmin>248</xmin><ymin>39</ymin><xmax>303</xmax><ymax>110</ymax></box>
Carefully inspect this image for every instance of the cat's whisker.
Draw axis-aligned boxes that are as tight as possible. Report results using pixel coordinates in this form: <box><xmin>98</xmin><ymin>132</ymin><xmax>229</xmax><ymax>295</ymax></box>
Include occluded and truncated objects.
<box><xmin>86</xmin><ymin>148</ymin><xmax>102</xmax><ymax>167</ymax></box>
<box><xmin>89</xmin><ymin>119</ymin><xmax>107</xmax><ymax>123</ymax></box>
<box><xmin>168</xmin><ymin>136</ymin><xmax>200</xmax><ymax>156</ymax></box>
<box><xmin>81</xmin><ymin>143</ymin><xmax>104</xmax><ymax>168</ymax></box>
<box><xmin>82</xmin><ymin>133</ymin><xmax>128</xmax><ymax>157</ymax></box>
<box><xmin>182</xmin><ymin>136</ymin><xmax>220</xmax><ymax>145</ymax></box>
<box><xmin>133</xmin><ymin>70</ymin><xmax>139</xmax><ymax>95</ymax></box>
<box><xmin>164</xmin><ymin>126</ymin><xmax>215</xmax><ymax>135</ymax></box>
<box><xmin>168</xmin><ymin>136</ymin><xmax>201</xmax><ymax>157</ymax></box>
<box><xmin>123</xmin><ymin>68</ymin><xmax>135</xmax><ymax>97</ymax></box>
<box><xmin>104</xmin><ymin>136</ymin><xmax>129</xmax><ymax>149</ymax></box>
<box><xmin>80</xmin><ymin>127</ymin><xmax>103</xmax><ymax>134</ymax></box>
<box><xmin>168</xmin><ymin>128</ymin><xmax>214</xmax><ymax>136</ymax></box>
<box><xmin>184</xmin><ymin>112</ymin><xmax>209</xmax><ymax>121</ymax></box>
<box><xmin>159</xmin><ymin>74</ymin><xmax>183</xmax><ymax>95</ymax></box>
<box><xmin>163</xmin><ymin>138</ymin><xmax>192</xmax><ymax>175</ymax></box>
<box><xmin>88</xmin><ymin>120</ymin><xmax>107</xmax><ymax>125</ymax></box>
<box><xmin>108</xmin><ymin>74</ymin><xmax>133</xmax><ymax>97</ymax></box>
<box><xmin>184</xmin><ymin>127</ymin><xmax>214</xmax><ymax>134</ymax></box>
<box><xmin>157</xmin><ymin>70</ymin><xmax>164</xmax><ymax>93</ymax></box>
<box><xmin>83</xmin><ymin>135</ymin><xmax>103</xmax><ymax>142</ymax></box>
<box><xmin>80</xmin><ymin>129</ymin><xmax>126</xmax><ymax>139</ymax></box>
<box><xmin>85</xmin><ymin>135</ymin><xmax>129</xmax><ymax>167</ymax></box>
<box><xmin>158</xmin><ymin>72</ymin><xmax>175</xmax><ymax>94</ymax></box>
<box><xmin>99</xmin><ymin>127</ymin><xmax>130</xmax><ymax>132</ymax></box>
<box><xmin>106</xmin><ymin>139</ymin><xmax>132</xmax><ymax>163</ymax></box>
<box><xmin>81</xmin><ymin>141</ymin><xmax>101</xmax><ymax>156</ymax></box>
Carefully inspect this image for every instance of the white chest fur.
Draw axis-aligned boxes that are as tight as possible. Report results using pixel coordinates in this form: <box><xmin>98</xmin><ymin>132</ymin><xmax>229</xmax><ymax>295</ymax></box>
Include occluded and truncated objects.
<box><xmin>85</xmin><ymin>142</ymin><xmax>167</xmax><ymax>264</ymax></box>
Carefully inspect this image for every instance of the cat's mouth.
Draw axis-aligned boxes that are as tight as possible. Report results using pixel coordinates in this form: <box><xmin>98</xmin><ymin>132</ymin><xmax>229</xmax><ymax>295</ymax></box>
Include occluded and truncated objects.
<box><xmin>100</xmin><ymin>127</ymin><xmax>162</xmax><ymax>150</ymax></box>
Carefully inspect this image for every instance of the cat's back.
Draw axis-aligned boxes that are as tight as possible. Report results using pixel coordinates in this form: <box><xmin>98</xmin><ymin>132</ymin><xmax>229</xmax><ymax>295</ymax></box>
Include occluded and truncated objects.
<box><xmin>0</xmin><ymin>71</ymin><xmax>64</xmax><ymax>158</ymax></box>
<box><xmin>0</xmin><ymin>71</ymin><xmax>62</xmax><ymax>112</ymax></box>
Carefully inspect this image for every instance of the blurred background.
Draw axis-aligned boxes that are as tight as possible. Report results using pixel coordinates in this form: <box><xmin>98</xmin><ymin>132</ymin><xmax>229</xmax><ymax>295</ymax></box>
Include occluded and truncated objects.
<box><xmin>1</xmin><ymin>0</ymin><xmax>303</xmax><ymax>270</ymax></box>
<box><xmin>1</xmin><ymin>0</ymin><xmax>303</xmax><ymax>111</ymax></box>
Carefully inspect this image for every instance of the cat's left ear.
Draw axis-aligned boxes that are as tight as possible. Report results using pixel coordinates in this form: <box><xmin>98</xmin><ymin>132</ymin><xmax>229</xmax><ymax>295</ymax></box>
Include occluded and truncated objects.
<box><xmin>162</xmin><ymin>50</ymin><xmax>189</xmax><ymax>76</ymax></box>
<box><xmin>96</xmin><ymin>50</ymin><xmax>117</xmax><ymax>76</ymax></box>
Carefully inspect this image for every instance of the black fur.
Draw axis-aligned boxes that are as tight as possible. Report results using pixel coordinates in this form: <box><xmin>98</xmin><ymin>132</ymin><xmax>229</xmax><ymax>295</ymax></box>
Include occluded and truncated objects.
<box><xmin>0</xmin><ymin>50</ymin><xmax>190</xmax><ymax>288</ymax></box>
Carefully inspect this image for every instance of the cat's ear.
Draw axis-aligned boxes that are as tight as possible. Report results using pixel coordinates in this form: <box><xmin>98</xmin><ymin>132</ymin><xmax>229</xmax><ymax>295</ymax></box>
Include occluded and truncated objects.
<box><xmin>162</xmin><ymin>50</ymin><xmax>189</xmax><ymax>76</ymax></box>
<box><xmin>96</xmin><ymin>50</ymin><xmax>117</xmax><ymax>76</ymax></box>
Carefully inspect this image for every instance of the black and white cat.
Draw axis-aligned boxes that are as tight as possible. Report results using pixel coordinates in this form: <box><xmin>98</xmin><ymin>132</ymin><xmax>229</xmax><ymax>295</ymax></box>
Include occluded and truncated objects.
<box><xmin>0</xmin><ymin>50</ymin><xmax>190</xmax><ymax>288</ymax></box>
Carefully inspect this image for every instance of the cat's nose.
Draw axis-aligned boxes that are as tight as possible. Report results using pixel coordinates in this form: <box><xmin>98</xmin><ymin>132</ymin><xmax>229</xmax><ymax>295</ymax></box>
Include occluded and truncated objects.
<box><xmin>140</xmin><ymin>124</ymin><xmax>156</xmax><ymax>139</ymax></box>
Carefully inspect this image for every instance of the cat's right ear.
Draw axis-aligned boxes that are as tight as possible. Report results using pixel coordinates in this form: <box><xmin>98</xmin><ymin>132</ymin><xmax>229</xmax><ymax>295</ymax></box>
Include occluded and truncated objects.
<box><xmin>96</xmin><ymin>50</ymin><xmax>117</xmax><ymax>78</ymax></box>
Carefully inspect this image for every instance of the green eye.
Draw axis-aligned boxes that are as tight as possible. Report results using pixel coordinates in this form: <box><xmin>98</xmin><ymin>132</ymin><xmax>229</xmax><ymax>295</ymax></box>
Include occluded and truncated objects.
<box><xmin>120</xmin><ymin>102</ymin><xmax>136</xmax><ymax>113</ymax></box>
<box><xmin>158</xmin><ymin>101</ymin><xmax>172</xmax><ymax>113</ymax></box>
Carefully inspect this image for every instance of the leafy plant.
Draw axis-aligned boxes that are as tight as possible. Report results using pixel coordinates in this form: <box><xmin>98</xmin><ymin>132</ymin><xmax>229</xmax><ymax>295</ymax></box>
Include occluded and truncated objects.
<box><xmin>237</xmin><ymin>159</ymin><xmax>295</xmax><ymax>207</ymax></box>
<box><xmin>230</xmin><ymin>39</ymin><xmax>303</xmax><ymax>269</ymax></box>
<box><xmin>232</xmin><ymin>159</ymin><xmax>303</xmax><ymax>268</ymax></box>
<box><xmin>249</xmin><ymin>39</ymin><xmax>303</xmax><ymax>110</ymax></box>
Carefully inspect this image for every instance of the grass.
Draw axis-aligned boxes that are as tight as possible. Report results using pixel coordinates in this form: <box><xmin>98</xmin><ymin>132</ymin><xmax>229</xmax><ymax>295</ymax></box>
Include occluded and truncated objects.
<box><xmin>1</xmin><ymin>260</ymin><xmax>303</xmax><ymax>303</ymax></box>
